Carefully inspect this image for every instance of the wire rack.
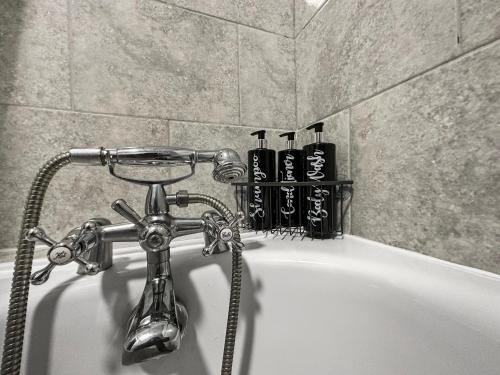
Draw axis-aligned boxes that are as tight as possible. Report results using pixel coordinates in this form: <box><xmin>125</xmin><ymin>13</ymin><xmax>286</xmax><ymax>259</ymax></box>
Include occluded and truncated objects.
<box><xmin>232</xmin><ymin>180</ymin><xmax>353</xmax><ymax>239</ymax></box>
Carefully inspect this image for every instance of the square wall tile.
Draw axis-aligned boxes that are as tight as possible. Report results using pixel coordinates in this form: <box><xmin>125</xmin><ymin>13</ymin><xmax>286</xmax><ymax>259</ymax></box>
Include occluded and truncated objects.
<box><xmin>350</xmin><ymin>41</ymin><xmax>500</xmax><ymax>274</ymax></box>
<box><xmin>239</xmin><ymin>26</ymin><xmax>296</xmax><ymax>129</ymax></box>
<box><xmin>0</xmin><ymin>0</ymin><xmax>70</xmax><ymax>108</ymax></box>
<box><xmin>71</xmin><ymin>0</ymin><xmax>239</xmax><ymax>124</ymax></box>
<box><xmin>237</xmin><ymin>0</ymin><xmax>294</xmax><ymax>37</ymax></box>
<box><xmin>460</xmin><ymin>0</ymin><xmax>500</xmax><ymax>50</ymax></box>
<box><xmin>296</xmin><ymin>0</ymin><xmax>458</xmax><ymax>126</ymax></box>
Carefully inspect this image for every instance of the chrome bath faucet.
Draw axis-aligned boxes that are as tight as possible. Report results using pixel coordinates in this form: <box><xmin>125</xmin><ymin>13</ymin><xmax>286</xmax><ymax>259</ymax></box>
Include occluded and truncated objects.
<box><xmin>24</xmin><ymin>146</ymin><xmax>246</xmax><ymax>360</ymax></box>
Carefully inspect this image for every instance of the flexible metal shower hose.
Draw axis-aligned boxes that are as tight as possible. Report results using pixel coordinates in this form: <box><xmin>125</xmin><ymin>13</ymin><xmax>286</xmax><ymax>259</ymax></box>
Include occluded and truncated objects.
<box><xmin>1</xmin><ymin>152</ymin><xmax>71</xmax><ymax>375</ymax></box>
<box><xmin>187</xmin><ymin>194</ymin><xmax>243</xmax><ymax>375</ymax></box>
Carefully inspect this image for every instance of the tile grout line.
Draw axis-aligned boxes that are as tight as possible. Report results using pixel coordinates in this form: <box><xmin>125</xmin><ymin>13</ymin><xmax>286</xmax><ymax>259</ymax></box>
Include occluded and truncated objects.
<box><xmin>294</xmin><ymin>37</ymin><xmax>299</xmax><ymax>131</ymax></box>
<box><xmin>293</xmin><ymin>0</ymin><xmax>298</xmax><ymax>131</ymax></box>
<box><xmin>236</xmin><ymin>25</ymin><xmax>242</xmax><ymax>126</ymax></box>
<box><xmin>295</xmin><ymin>35</ymin><xmax>500</xmax><ymax>131</ymax></box>
<box><xmin>66</xmin><ymin>0</ymin><xmax>74</xmax><ymax>110</ymax></box>
<box><xmin>173</xmin><ymin>119</ymin><xmax>290</xmax><ymax>132</ymax></box>
<box><xmin>0</xmin><ymin>101</ymin><xmax>292</xmax><ymax>132</ymax></box>
<box><xmin>167</xmin><ymin>119</ymin><xmax>171</xmax><ymax>188</ymax></box>
<box><xmin>456</xmin><ymin>0</ymin><xmax>462</xmax><ymax>49</ymax></box>
<box><xmin>0</xmin><ymin>102</ymin><xmax>177</xmax><ymax>121</ymax></box>
<box><xmin>347</xmin><ymin>107</ymin><xmax>352</xmax><ymax>234</ymax></box>
<box><xmin>295</xmin><ymin>0</ymin><xmax>330</xmax><ymax>39</ymax></box>
<box><xmin>347</xmin><ymin>108</ymin><xmax>351</xmax><ymax>181</ymax></box>
<box><xmin>154</xmin><ymin>0</ymin><xmax>294</xmax><ymax>39</ymax></box>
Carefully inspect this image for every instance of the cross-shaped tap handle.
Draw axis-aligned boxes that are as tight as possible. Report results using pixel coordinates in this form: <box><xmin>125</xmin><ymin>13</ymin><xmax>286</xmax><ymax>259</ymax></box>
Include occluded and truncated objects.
<box><xmin>111</xmin><ymin>199</ymin><xmax>146</xmax><ymax>232</ymax></box>
<box><xmin>26</xmin><ymin>226</ymin><xmax>101</xmax><ymax>285</ymax></box>
<box><xmin>26</xmin><ymin>227</ymin><xmax>56</xmax><ymax>247</ymax></box>
<box><xmin>202</xmin><ymin>211</ymin><xmax>245</xmax><ymax>256</ymax></box>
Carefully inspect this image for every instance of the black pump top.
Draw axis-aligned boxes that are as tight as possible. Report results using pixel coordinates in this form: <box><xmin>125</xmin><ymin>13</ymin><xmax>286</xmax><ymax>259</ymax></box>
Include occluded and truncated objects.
<box><xmin>305</xmin><ymin>122</ymin><xmax>324</xmax><ymax>132</ymax></box>
<box><xmin>279</xmin><ymin>131</ymin><xmax>295</xmax><ymax>141</ymax></box>
<box><xmin>306</xmin><ymin>122</ymin><xmax>325</xmax><ymax>143</ymax></box>
<box><xmin>250</xmin><ymin>130</ymin><xmax>266</xmax><ymax>139</ymax></box>
<box><xmin>251</xmin><ymin>130</ymin><xmax>268</xmax><ymax>148</ymax></box>
<box><xmin>279</xmin><ymin>131</ymin><xmax>297</xmax><ymax>150</ymax></box>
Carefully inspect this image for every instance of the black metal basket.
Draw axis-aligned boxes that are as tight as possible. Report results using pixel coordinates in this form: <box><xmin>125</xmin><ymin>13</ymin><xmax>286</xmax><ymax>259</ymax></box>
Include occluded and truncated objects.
<box><xmin>232</xmin><ymin>180</ymin><xmax>353</xmax><ymax>239</ymax></box>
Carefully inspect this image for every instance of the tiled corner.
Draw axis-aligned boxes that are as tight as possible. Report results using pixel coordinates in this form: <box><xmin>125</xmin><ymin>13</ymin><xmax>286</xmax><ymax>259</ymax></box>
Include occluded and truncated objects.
<box><xmin>239</xmin><ymin>26</ymin><xmax>296</xmax><ymax>129</ymax></box>
<box><xmin>169</xmin><ymin>121</ymin><xmax>283</xmax><ymax>217</ymax></box>
<box><xmin>70</xmin><ymin>0</ymin><xmax>239</xmax><ymax>124</ymax></box>
<box><xmin>296</xmin><ymin>0</ymin><xmax>458</xmax><ymax>126</ymax></box>
<box><xmin>350</xmin><ymin>41</ymin><xmax>500</xmax><ymax>274</ymax></box>
<box><xmin>294</xmin><ymin>0</ymin><xmax>327</xmax><ymax>37</ymax></box>
<box><xmin>0</xmin><ymin>105</ymin><xmax>169</xmax><ymax>249</ymax></box>
<box><xmin>237</xmin><ymin>0</ymin><xmax>294</xmax><ymax>37</ymax></box>
<box><xmin>0</xmin><ymin>0</ymin><xmax>70</xmax><ymax>108</ymax></box>
<box><xmin>460</xmin><ymin>0</ymin><xmax>500</xmax><ymax>50</ymax></box>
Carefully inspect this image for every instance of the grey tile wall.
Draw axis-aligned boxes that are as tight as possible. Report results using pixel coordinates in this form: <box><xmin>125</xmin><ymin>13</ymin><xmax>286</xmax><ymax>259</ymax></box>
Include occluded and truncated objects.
<box><xmin>460</xmin><ymin>0</ymin><xmax>500</xmax><ymax>50</ymax></box>
<box><xmin>71</xmin><ymin>0</ymin><xmax>239</xmax><ymax>124</ymax></box>
<box><xmin>0</xmin><ymin>105</ymin><xmax>169</xmax><ymax>249</ymax></box>
<box><xmin>295</xmin><ymin>0</ymin><xmax>499</xmax><ymax>273</ymax></box>
<box><xmin>350</xmin><ymin>41</ymin><xmax>500</xmax><ymax>274</ymax></box>
<box><xmin>0</xmin><ymin>0</ymin><xmax>70</xmax><ymax>108</ymax></box>
<box><xmin>0</xmin><ymin>0</ymin><xmax>296</xmax><ymax>253</ymax></box>
<box><xmin>2</xmin><ymin>0</ymin><xmax>498</xmax><ymax>275</ymax></box>
<box><xmin>296</xmin><ymin>0</ymin><xmax>458</xmax><ymax>127</ymax></box>
<box><xmin>239</xmin><ymin>26</ymin><xmax>296</xmax><ymax>129</ymax></box>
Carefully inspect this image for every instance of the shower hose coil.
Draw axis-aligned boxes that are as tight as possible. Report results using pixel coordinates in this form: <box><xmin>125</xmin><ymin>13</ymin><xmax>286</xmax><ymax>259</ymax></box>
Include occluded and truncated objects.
<box><xmin>187</xmin><ymin>194</ymin><xmax>243</xmax><ymax>375</ymax></box>
<box><xmin>1</xmin><ymin>152</ymin><xmax>71</xmax><ymax>375</ymax></box>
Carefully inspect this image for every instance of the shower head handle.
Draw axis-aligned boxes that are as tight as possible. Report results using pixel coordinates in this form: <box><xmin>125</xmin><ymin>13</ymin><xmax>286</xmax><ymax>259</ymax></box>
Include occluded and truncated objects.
<box><xmin>69</xmin><ymin>146</ymin><xmax>247</xmax><ymax>185</ymax></box>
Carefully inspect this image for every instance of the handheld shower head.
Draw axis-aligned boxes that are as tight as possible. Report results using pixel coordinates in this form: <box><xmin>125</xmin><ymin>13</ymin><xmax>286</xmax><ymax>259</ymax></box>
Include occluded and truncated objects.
<box><xmin>211</xmin><ymin>148</ymin><xmax>247</xmax><ymax>183</ymax></box>
<box><xmin>69</xmin><ymin>146</ymin><xmax>247</xmax><ymax>184</ymax></box>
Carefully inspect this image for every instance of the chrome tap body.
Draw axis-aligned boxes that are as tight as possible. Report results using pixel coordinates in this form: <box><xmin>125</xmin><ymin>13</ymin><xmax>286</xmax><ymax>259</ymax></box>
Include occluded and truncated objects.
<box><xmin>108</xmin><ymin>185</ymin><xmax>206</xmax><ymax>354</ymax></box>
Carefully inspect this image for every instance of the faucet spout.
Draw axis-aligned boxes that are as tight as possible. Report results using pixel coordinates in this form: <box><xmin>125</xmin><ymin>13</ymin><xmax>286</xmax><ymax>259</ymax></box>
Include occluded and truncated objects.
<box><xmin>124</xmin><ymin>250</ymin><xmax>187</xmax><ymax>354</ymax></box>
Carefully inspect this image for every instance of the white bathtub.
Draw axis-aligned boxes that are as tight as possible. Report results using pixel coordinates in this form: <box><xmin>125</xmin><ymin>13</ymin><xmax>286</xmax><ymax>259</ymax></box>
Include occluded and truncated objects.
<box><xmin>0</xmin><ymin>233</ymin><xmax>499</xmax><ymax>375</ymax></box>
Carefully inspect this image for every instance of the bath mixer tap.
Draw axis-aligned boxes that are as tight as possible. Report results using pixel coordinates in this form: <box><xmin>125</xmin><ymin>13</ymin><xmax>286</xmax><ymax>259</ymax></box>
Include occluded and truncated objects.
<box><xmin>24</xmin><ymin>146</ymin><xmax>246</xmax><ymax>361</ymax></box>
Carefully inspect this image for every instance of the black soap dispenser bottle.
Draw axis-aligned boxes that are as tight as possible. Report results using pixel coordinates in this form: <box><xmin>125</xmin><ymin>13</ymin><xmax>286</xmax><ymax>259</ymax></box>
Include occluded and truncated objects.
<box><xmin>247</xmin><ymin>130</ymin><xmax>276</xmax><ymax>230</ymax></box>
<box><xmin>303</xmin><ymin>122</ymin><xmax>337</xmax><ymax>238</ymax></box>
<box><xmin>278</xmin><ymin>131</ymin><xmax>303</xmax><ymax>227</ymax></box>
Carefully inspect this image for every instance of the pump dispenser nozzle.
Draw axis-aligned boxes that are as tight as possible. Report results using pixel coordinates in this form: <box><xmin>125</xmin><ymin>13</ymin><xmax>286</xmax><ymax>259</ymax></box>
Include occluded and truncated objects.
<box><xmin>250</xmin><ymin>130</ymin><xmax>267</xmax><ymax>148</ymax></box>
<box><xmin>305</xmin><ymin>122</ymin><xmax>324</xmax><ymax>143</ymax></box>
<box><xmin>279</xmin><ymin>131</ymin><xmax>296</xmax><ymax>150</ymax></box>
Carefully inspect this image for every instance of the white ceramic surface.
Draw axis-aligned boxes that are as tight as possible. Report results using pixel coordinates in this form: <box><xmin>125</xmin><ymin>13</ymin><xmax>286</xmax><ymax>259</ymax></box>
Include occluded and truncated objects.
<box><xmin>0</xmin><ymin>233</ymin><xmax>499</xmax><ymax>375</ymax></box>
